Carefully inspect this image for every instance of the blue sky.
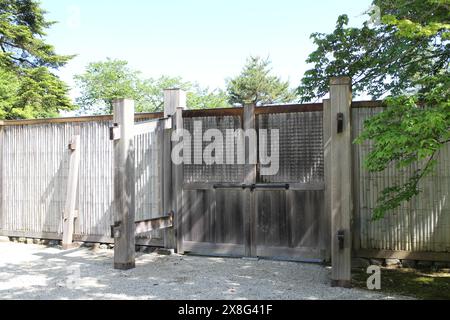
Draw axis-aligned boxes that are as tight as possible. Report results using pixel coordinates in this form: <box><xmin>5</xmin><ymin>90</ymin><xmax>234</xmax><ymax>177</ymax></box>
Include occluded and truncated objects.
<box><xmin>41</xmin><ymin>0</ymin><xmax>373</xmax><ymax>100</ymax></box>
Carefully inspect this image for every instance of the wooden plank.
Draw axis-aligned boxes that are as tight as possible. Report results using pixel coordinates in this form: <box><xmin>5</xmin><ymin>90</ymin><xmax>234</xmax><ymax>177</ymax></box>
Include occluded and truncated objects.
<box><xmin>112</xmin><ymin>99</ymin><xmax>136</xmax><ymax>270</ymax></box>
<box><xmin>182</xmin><ymin>241</ymin><xmax>245</xmax><ymax>257</ymax></box>
<box><xmin>243</xmin><ymin>103</ymin><xmax>257</xmax><ymax>257</ymax></box>
<box><xmin>0</xmin><ymin>230</ymin><xmax>164</xmax><ymax>247</ymax></box>
<box><xmin>134</xmin><ymin>118</ymin><xmax>171</xmax><ymax>136</ymax></box>
<box><xmin>135</xmin><ymin>214</ymin><xmax>173</xmax><ymax>235</ymax></box>
<box><xmin>351</xmin><ymin>101</ymin><xmax>383</xmax><ymax>109</ymax></box>
<box><xmin>256</xmin><ymin>246</ymin><xmax>325</xmax><ymax>262</ymax></box>
<box><xmin>330</xmin><ymin>77</ymin><xmax>353</xmax><ymax>288</ymax></box>
<box><xmin>162</xmin><ymin>127</ymin><xmax>175</xmax><ymax>249</ymax></box>
<box><xmin>62</xmin><ymin>134</ymin><xmax>81</xmax><ymax>250</ymax></box>
<box><xmin>183</xmin><ymin>108</ymin><xmax>243</xmax><ymax>118</ymax></box>
<box><xmin>255</xmin><ymin>103</ymin><xmax>323</xmax><ymax>115</ymax></box>
<box><xmin>322</xmin><ymin>99</ymin><xmax>332</xmax><ymax>261</ymax></box>
<box><xmin>1</xmin><ymin>112</ymin><xmax>163</xmax><ymax>126</ymax></box>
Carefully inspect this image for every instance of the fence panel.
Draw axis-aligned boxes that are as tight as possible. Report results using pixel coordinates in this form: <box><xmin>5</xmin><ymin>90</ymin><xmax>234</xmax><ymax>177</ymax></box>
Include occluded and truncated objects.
<box><xmin>352</xmin><ymin>107</ymin><xmax>450</xmax><ymax>254</ymax></box>
<box><xmin>0</xmin><ymin>118</ymin><xmax>163</xmax><ymax>243</ymax></box>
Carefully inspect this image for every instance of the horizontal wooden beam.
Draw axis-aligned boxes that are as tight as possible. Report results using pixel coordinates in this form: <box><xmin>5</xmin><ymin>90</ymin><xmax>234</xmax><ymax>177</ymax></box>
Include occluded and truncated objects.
<box><xmin>1</xmin><ymin>112</ymin><xmax>164</xmax><ymax>126</ymax></box>
<box><xmin>135</xmin><ymin>213</ymin><xmax>174</xmax><ymax>235</ymax></box>
<box><xmin>355</xmin><ymin>249</ymin><xmax>450</xmax><ymax>262</ymax></box>
<box><xmin>182</xmin><ymin>241</ymin><xmax>246</xmax><ymax>257</ymax></box>
<box><xmin>255</xmin><ymin>103</ymin><xmax>323</xmax><ymax>115</ymax></box>
<box><xmin>0</xmin><ymin>101</ymin><xmax>385</xmax><ymax>126</ymax></box>
<box><xmin>0</xmin><ymin>230</ymin><xmax>164</xmax><ymax>247</ymax></box>
<box><xmin>351</xmin><ymin>101</ymin><xmax>383</xmax><ymax>109</ymax></box>
<box><xmin>134</xmin><ymin>118</ymin><xmax>171</xmax><ymax>136</ymax></box>
<box><xmin>183</xmin><ymin>108</ymin><xmax>243</xmax><ymax>118</ymax></box>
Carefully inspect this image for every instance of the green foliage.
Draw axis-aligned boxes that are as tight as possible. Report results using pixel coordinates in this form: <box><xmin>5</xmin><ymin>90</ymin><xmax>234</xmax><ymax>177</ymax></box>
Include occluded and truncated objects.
<box><xmin>299</xmin><ymin>0</ymin><xmax>450</xmax><ymax>219</ymax></box>
<box><xmin>0</xmin><ymin>0</ymin><xmax>75</xmax><ymax>119</ymax></box>
<box><xmin>227</xmin><ymin>56</ymin><xmax>297</xmax><ymax>106</ymax></box>
<box><xmin>74</xmin><ymin>59</ymin><xmax>231</xmax><ymax>115</ymax></box>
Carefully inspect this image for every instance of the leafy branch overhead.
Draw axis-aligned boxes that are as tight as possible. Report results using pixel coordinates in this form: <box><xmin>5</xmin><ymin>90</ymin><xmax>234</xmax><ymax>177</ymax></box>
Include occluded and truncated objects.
<box><xmin>299</xmin><ymin>0</ymin><xmax>450</xmax><ymax>219</ymax></box>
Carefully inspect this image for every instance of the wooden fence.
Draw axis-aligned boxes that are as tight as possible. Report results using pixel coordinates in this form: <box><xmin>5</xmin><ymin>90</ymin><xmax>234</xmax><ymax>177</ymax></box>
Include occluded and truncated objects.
<box><xmin>0</xmin><ymin>80</ymin><xmax>449</xmax><ymax>276</ymax></box>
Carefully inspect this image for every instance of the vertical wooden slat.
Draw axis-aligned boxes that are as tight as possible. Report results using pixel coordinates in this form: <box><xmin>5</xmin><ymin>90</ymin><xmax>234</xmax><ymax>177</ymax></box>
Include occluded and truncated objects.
<box><xmin>243</xmin><ymin>103</ymin><xmax>257</xmax><ymax>257</ymax></box>
<box><xmin>323</xmin><ymin>99</ymin><xmax>332</xmax><ymax>261</ymax></box>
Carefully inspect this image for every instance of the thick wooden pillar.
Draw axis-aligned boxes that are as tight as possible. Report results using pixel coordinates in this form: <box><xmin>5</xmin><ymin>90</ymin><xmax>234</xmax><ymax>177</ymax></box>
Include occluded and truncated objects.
<box><xmin>330</xmin><ymin>77</ymin><xmax>353</xmax><ymax>288</ymax></box>
<box><xmin>113</xmin><ymin>99</ymin><xmax>136</xmax><ymax>270</ymax></box>
<box><xmin>164</xmin><ymin>89</ymin><xmax>186</xmax><ymax>254</ymax></box>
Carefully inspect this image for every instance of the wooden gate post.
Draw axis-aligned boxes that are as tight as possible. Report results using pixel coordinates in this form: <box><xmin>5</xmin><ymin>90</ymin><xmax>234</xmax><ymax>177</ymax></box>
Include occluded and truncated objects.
<box><xmin>164</xmin><ymin>89</ymin><xmax>186</xmax><ymax>254</ymax></box>
<box><xmin>62</xmin><ymin>133</ymin><xmax>81</xmax><ymax>250</ymax></box>
<box><xmin>112</xmin><ymin>99</ymin><xmax>136</xmax><ymax>270</ymax></box>
<box><xmin>329</xmin><ymin>77</ymin><xmax>353</xmax><ymax>288</ymax></box>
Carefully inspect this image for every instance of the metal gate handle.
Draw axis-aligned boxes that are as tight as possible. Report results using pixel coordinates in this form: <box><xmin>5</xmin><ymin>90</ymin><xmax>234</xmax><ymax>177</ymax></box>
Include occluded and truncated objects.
<box><xmin>213</xmin><ymin>183</ymin><xmax>290</xmax><ymax>191</ymax></box>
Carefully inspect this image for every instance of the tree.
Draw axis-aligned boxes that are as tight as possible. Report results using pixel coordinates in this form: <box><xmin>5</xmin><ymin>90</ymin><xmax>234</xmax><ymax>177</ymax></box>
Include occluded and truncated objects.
<box><xmin>227</xmin><ymin>56</ymin><xmax>297</xmax><ymax>106</ymax></box>
<box><xmin>74</xmin><ymin>59</ymin><xmax>231</xmax><ymax>115</ymax></box>
<box><xmin>74</xmin><ymin>59</ymin><xmax>142</xmax><ymax>114</ymax></box>
<box><xmin>0</xmin><ymin>0</ymin><xmax>75</xmax><ymax>119</ymax></box>
<box><xmin>298</xmin><ymin>0</ymin><xmax>449</xmax><ymax>219</ymax></box>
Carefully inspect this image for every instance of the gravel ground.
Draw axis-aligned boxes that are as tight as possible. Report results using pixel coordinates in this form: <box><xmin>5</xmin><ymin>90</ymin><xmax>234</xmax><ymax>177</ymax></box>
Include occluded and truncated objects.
<box><xmin>0</xmin><ymin>241</ymin><xmax>409</xmax><ymax>300</ymax></box>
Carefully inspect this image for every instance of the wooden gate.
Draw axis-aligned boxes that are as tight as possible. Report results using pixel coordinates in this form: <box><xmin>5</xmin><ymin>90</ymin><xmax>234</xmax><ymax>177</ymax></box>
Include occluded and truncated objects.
<box><xmin>181</xmin><ymin>104</ymin><xmax>330</xmax><ymax>262</ymax></box>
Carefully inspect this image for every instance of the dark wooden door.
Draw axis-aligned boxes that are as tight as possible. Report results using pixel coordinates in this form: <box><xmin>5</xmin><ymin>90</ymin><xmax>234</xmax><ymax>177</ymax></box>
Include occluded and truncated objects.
<box><xmin>181</xmin><ymin>106</ymin><xmax>329</xmax><ymax>262</ymax></box>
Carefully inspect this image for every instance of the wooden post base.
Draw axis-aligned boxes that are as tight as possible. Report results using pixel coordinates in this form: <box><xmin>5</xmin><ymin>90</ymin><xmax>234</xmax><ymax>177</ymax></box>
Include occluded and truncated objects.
<box><xmin>331</xmin><ymin>280</ymin><xmax>352</xmax><ymax>288</ymax></box>
<box><xmin>62</xmin><ymin>243</ymin><xmax>81</xmax><ymax>250</ymax></box>
<box><xmin>114</xmin><ymin>262</ymin><xmax>136</xmax><ymax>270</ymax></box>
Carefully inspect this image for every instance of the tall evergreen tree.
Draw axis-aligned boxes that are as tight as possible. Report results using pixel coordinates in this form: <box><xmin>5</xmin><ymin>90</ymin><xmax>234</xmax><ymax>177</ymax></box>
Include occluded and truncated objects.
<box><xmin>0</xmin><ymin>0</ymin><xmax>75</xmax><ymax>119</ymax></box>
<box><xmin>227</xmin><ymin>56</ymin><xmax>297</xmax><ymax>106</ymax></box>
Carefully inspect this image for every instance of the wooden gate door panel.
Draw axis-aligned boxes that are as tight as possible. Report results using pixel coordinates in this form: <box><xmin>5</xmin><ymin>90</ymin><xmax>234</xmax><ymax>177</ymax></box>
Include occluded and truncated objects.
<box><xmin>182</xmin><ymin>189</ymin><xmax>245</xmax><ymax>257</ymax></box>
<box><xmin>255</xmin><ymin>190</ymin><xmax>325</xmax><ymax>262</ymax></box>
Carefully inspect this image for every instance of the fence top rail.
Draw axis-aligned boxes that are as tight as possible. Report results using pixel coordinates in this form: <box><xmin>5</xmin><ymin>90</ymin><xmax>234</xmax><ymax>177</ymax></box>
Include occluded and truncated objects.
<box><xmin>0</xmin><ymin>112</ymin><xmax>164</xmax><ymax>126</ymax></box>
<box><xmin>351</xmin><ymin>100</ymin><xmax>383</xmax><ymax>109</ymax></box>
<box><xmin>183</xmin><ymin>103</ymin><xmax>324</xmax><ymax>118</ymax></box>
<box><xmin>0</xmin><ymin>101</ymin><xmax>384</xmax><ymax>126</ymax></box>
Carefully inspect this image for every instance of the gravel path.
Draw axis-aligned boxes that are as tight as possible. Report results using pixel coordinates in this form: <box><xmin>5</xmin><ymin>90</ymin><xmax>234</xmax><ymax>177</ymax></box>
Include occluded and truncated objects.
<box><xmin>0</xmin><ymin>242</ymin><xmax>407</xmax><ymax>300</ymax></box>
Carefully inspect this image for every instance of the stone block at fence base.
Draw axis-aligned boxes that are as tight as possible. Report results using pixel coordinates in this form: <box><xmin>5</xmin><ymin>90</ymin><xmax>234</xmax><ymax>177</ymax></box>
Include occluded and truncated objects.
<box><xmin>26</xmin><ymin>238</ymin><xmax>34</xmax><ymax>245</ymax></box>
<box><xmin>0</xmin><ymin>236</ymin><xmax>9</xmax><ymax>242</ymax></box>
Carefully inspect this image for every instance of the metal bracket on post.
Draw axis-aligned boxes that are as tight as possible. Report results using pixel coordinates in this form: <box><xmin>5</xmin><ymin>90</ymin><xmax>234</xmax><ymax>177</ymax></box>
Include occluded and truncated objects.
<box><xmin>109</xmin><ymin>123</ymin><xmax>121</xmax><ymax>141</ymax></box>
<box><xmin>337</xmin><ymin>113</ymin><xmax>344</xmax><ymax>134</ymax></box>
<box><xmin>337</xmin><ymin>230</ymin><xmax>345</xmax><ymax>250</ymax></box>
